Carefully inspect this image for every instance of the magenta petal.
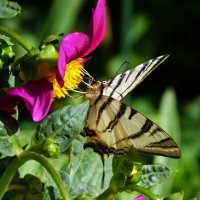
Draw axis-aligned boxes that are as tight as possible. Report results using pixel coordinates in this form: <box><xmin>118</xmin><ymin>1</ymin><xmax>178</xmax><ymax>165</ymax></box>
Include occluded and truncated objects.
<box><xmin>134</xmin><ymin>195</ymin><xmax>144</xmax><ymax>200</ymax></box>
<box><xmin>7</xmin><ymin>79</ymin><xmax>53</xmax><ymax>121</ymax></box>
<box><xmin>57</xmin><ymin>32</ymin><xmax>89</xmax><ymax>86</ymax></box>
<box><xmin>84</xmin><ymin>0</ymin><xmax>106</xmax><ymax>56</ymax></box>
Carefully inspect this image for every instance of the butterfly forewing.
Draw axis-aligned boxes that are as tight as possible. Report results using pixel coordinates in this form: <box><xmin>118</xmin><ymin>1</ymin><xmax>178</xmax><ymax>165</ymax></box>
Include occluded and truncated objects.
<box><xmin>83</xmin><ymin>55</ymin><xmax>181</xmax><ymax>158</ymax></box>
<box><xmin>103</xmin><ymin>55</ymin><xmax>169</xmax><ymax>100</ymax></box>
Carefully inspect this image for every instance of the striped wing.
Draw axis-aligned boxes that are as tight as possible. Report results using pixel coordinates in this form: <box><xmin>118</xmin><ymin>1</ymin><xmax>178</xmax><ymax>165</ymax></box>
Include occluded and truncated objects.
<box><xmin>84</xmin><ymin>96</ymin><xmax>181</xmax><ymax>158</ymax></box>
<box><xmin>102</xmin><ymin>55</ymin><xmax>169</xmax><ymax>100</ymax></box>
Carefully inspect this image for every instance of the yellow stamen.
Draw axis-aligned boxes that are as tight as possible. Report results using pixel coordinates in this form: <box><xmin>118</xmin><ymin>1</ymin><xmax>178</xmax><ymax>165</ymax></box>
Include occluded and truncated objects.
<box><xmin>49</xmin><ymin>58</ymin><xmax>84</xmax><ymax>99</ymax></box>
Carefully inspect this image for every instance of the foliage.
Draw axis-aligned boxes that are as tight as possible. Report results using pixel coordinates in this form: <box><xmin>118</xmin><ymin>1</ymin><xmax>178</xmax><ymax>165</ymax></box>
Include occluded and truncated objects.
<box><xmin>0</xmin><ymin>0</ymin><xmax>20</xmax><ymax>19</ymax></box>
<box><xmin>0</xmin><ymin>0</ymin><xmax>199</xmax><ymax>200</ymax></box>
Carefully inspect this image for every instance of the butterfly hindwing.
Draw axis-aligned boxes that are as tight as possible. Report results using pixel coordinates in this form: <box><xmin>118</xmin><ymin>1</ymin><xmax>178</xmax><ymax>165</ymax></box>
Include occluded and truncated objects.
<box><xmin>84</xmin><ymin>96</ymin><xmax>180</xmax><ymax>158</ymax></box>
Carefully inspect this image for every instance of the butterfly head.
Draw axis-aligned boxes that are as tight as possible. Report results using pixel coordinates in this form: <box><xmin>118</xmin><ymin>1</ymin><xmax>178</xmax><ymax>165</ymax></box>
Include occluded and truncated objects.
<box><xmin>84</xmin><ymin>82</ymin><xmax>103</xmax><ymax>99</ymax></box>
<box><xmin>84</xmin><ymin>81</ymin><xmax>108</xmax><ymax>100</ymax></box>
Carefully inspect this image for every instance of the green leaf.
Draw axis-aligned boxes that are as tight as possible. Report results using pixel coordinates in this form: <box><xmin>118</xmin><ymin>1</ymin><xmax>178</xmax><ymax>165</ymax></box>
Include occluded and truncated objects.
<box><xmin>0</xmin><ymin>120</ymin><xmax>14</xmax><ymax>157</ymax></box>
<box><xmin>0</xmin><ymin>0</ymin><xmax>21</xmax><ymax>19</ymax></box>
<box><xmin>139</xmin><ymin>164</ymin><xmax>170</xmax><ymax>188</ymax></box>
<box><xmin>20</xmin><ymin>140</ymin><xmax>113</xmax><ymax>199</ymax></box>
<box><xmin>159</xmin><ymin>88</ymin><xmax>181</xmax><ymax>143</ymax></box>
<box><xmin>33</xmin><ymin>101</ymin><xmax>89</xmax><ymax>155</ymax></box>
<box><xmin>67</xmin><ymin>140</ymin><xmax>113</xmax><ymax>198</ymax></box>
<box><xmin>164</xmin><ymin>191</ymin><xmax>184</xmax><ymax>200</ymax></box>
<box><xmin>154</xmin><ymin>88</ymin><xmax>181</xmax><ymax>194</ymax></box>
<box><xmin>110</xmin><ymin>148</ymin><xmax>135</xmax><ymax>192</ymax></box>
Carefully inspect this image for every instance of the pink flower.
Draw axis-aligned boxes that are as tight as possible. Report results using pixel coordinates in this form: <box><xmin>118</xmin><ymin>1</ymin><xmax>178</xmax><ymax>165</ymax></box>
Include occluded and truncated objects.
<box><xmin>134</xmin><ymin>195</ymin><xmax>144</xmax><ymax>200</ymax></box>
<box><xmin>57</xmin><ymin>0</ymin><xmax>106</xmax><ymax>86</ymax></box>
<box><xmin>0</xmin><ymin>0</ymin><xmax>106</xmax><ymax>122</ymax></box>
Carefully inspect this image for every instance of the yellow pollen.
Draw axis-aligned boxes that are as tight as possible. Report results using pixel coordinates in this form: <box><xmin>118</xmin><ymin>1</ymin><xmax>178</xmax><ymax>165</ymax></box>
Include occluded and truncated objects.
<box><xmin>49</xmin><ymin>58</ymin><xmax>84</xmax><ymax>99</ymax></box>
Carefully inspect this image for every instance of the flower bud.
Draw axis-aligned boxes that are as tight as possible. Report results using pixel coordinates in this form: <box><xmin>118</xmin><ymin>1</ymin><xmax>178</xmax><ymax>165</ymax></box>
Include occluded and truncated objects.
<box><xmin>127</xmin><ymin>162</ymin><xmax>142</xmax><ymax>184</ymax></box>
<box><xmin>0</xmin><ymin>37</ymin><xmax>15</xmax><ymax>69</ymax></box>
<box><xmin>42</xmin><ymin>138</ymin><xmax>60</xmax><ymax>158</ymax></box>
<box><xmin>19</xmin><ymin>44</ymin><xmax>58</xmax><ymax>82</ymax></box>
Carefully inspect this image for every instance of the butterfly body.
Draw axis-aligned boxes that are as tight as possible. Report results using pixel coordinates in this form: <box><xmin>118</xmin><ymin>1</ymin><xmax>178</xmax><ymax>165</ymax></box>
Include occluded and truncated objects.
<box><xmin>83</xmin><ymin>55</ymin><xmax>181</xmax><ymax>158</ymax></box>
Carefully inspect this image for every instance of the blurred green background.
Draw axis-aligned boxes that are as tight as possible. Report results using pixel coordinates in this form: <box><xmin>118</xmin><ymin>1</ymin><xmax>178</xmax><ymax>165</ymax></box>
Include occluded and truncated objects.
<box><xmin>1</xmin><ymin>0</ymin><xmax>200</xmax><ymax>199</ymax></box>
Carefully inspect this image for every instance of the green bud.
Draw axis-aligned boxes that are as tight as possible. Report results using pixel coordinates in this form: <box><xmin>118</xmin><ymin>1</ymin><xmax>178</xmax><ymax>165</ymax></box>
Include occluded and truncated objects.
<box><xmin>38</xmin><ymin>43</ymin><xmax>58</xmax><ymax>63</ymax></box>
<box><xmin>40</xmin><ymin>33</ymin><xmax>63</xmax><ymax>47</ymax></box>
<box><xmin>19</xmin><ymin>44</ymin><xmax>58</xmax><ymax>82</ymax></box>
<box><xmin>127</xmin><ymin>162</ymin><xmax>142</xmax><ymax>184</ymax></box>
<box><xmin>0</xmin><ymin>36</ymin><xmax>15</xmax><ymax>69</ymax></box>
<box><xmin>42</xmin><ymin>138</ymin><xmax>60</xmax><ymax>158</ymax></box>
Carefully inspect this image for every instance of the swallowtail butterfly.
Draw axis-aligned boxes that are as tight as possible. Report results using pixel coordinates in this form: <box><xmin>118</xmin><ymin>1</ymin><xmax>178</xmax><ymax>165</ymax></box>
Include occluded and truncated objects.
<box><xmin>83</xmin><ymin>55</ymin><xmax>181</xmax><ymax>159</ymax></box>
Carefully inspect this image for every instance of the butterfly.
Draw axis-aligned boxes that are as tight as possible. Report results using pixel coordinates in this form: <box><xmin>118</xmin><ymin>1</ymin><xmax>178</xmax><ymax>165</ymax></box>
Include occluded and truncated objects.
<box><xmin>83</xmin><ymin>55</ymin><xmax>181</xmax><ymax>159</ymax></box>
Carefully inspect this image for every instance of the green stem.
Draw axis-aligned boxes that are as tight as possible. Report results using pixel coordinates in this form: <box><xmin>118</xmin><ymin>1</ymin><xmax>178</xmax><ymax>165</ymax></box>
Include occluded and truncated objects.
<box><xmin>127</xmin><ymin>184</ymin><xmax>163</xmax><ymax>200</ymax></box>
<box><xmin>0</xmin><ymin>155</ymin><xmax>24</xmax><ymax>199</ymax></box>
<box><xmin>0</xmin><ymin>25</ymin><xmax>33</xmax><ymax>52</ymax></box>
<box><xmin>0</xmin><ymin>151</ymin><xmax>71</xmax><ymax>200</ymax></box>
<box><xmin>10</xmin><ymin>135</ymin><xmax>23</xmax><ymax>155</ymax></box>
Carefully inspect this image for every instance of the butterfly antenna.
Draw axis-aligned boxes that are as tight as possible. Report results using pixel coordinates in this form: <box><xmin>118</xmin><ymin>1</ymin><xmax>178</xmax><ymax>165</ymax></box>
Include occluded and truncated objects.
<box><xmin>114</xmin><ymin>60</ymin><xmax>130</xmax><ymax>77</ymax></box>
<box><xmin>100</xmin><ymin>154</ymin><xmax>105</xmax><ymax>189</ymax></box>
<box><xmin>82</xmin><ymin>80</ymin><xmax>93</xmax><ymax>88</ymax></box>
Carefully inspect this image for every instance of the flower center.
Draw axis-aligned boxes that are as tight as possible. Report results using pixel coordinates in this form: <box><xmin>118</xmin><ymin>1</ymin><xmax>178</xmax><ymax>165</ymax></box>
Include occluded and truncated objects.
<box><xmin>49</xmin><ymin>58</ymin><xmax>84</xmax><ymax>99</ymax></box>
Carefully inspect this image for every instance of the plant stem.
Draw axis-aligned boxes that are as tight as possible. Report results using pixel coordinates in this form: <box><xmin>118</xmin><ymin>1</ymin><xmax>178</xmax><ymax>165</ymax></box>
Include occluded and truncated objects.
<box><xmin>10</xmin><ymin>135</ymin><xmax>23</xmax><ymax>155</ymax></box>
<box><xmin>0</xmin><ymin>151</ymin><xmax>71</xmax><ymax>200</ymax></box>
<box><xmin>0</xmin><ymin>156</ymin><xmax>24</xmax><ymax>199</ymax></box>
<box><xmin>0</xmin><ymin>25</ymin><xmax>33</xmax><ymax>52</ymax></box>
<box><xmin>127</xmin><ymin>184</ymin><xmax>163</xmax><ymax>200</ymax></box>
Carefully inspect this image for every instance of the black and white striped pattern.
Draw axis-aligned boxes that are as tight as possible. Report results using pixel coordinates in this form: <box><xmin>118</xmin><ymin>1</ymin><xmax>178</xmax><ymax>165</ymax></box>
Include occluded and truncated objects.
<box><xmin>83</xmin><ymin>55</ymin><xmax>181</xmax><ymax>158</ymax></box>
<box><xmin>103</xmin><ymin>55</ymin><xmax>169</xmax><ymax>100</ymax></box>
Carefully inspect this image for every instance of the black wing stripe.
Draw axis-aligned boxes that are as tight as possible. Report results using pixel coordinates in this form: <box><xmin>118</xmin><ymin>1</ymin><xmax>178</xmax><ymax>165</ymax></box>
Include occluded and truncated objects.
<box><xmin>125</xmin><ymin>68</ymin><xmax>134</xmax><ymax>83</ymax></box>
<box><xmin>94</xmin><ymin>83</ymin><xmax>104</xmax><ymax>105</ymax></box>
<box><xmin>107</xmin><ymin>77</ymin><xmax>114</xmax><ymax>87</ymax></box>
<box><xmin>120</xmin><ymin>57</ymin><xmax>163</xmax><ymax>98</ymax></box>
<box><xmin>149</xmin><ymin>127</ymin><xmax>162</xmax><ymax>136</ymax></box>
<box><xmin>104</xmin><ymin>55</ymin><xmax>169</xmax><ymax>101</ymax></box>
<box><xmin>137</xmin><ymin>148</ymin><xmax>180</xmax><ymax>158</ymax></box>
<box><xmin>146</xmin><ymin>137</ymin><xmax>177</xmax><ymax>147</ymax></box>
<box><xmin>103</xmin><ymin>103</ymin><xmax>127</xmax><ymax>132</ymax></box>
<box><xmin>108</xmin><ymin>72</ymin><xmax>127</xmax><ymax>97</ymax></box>
<box><xmin>114</xmin><ymin>63</ymin><xmax>149</xmax><ymax>99</ymax></box>
<box><xmin>84</xmin><ymin>141</ymin><xmax>128</xmax><ymax>156</ymax></box>
<box><xmin>128</xmin><ymin>109</ymin><xmax>137</xmax><ymax>120</ymax></box>
<box><xmin>96</xmin><ymin>97</ymin><xmax>113</xmax><ymax>126</ymax></box>
<box><xmin>129</xmin><ymin>119</ymin><xmax>153</xmax><ymax>139</ymax></box>
<box><xmin>114</xmin><ymin>119</ymin><xmax>153</xmax><ymax>144</ymax></box>
<box><xmin>134</xmin><ymin>60</ymin><xmax>150</xmax><ymax>81</ymax></box>
<box><xmin>141</xmin><ymin>56</ymin><xmax>167</xmax><ymax>82</ymax></box>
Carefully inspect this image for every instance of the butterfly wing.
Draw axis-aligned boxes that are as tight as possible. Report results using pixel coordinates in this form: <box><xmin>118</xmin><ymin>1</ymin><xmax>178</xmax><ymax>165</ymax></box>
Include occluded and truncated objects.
<box><xmin>102</xmin><ymin>55</ymin><xmax>169</xmax><ymax>100</ymax></box>
<box><xmin>84</xmin><ymin>96</ymin><xmax>181</xmax><ymax>158</ymax></box>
